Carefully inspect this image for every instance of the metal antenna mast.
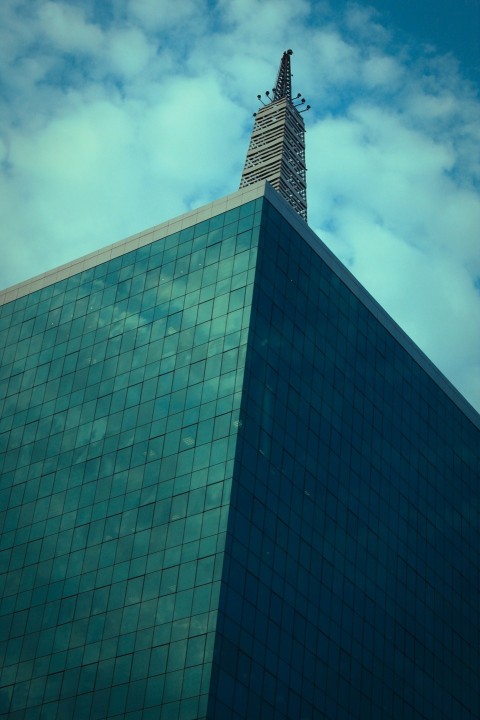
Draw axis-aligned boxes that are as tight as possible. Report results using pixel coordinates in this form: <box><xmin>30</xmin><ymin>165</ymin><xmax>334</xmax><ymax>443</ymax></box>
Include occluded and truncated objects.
<box><xmin>240</xmin><ymin>49</ymin><xmax>310</xmax><ymax>222</ymax></box>
<box><xmin>273</xmin><ymin>48</ymin><xmax>293</xmax><ymax>101</ymax></box>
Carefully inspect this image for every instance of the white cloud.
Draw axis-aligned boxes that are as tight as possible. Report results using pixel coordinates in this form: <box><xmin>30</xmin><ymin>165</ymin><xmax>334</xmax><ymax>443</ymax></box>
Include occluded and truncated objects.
<box><xmin>309</xmin><ymin>29</ymin><xmax>361</xmax><ymax>85</ymax></box>
<box><xmin>217</xmin><ymin>0</ymin><xmax>310</xmax><ymax>32</ymax></box>
<box><xmin>106</xmin><ymin>26</ymin><xmax>154</xmax><ymax>78</ymax></box>
<box><xmin>37</xmin><ymin>1</ymin><xmax>103</xmax><ymax>54</ymax></box>
<box><xmin>344</xmin><ymin>3</ymin><xmax>390</xmax><ymax>45</ymax></box>
<box><xmin>362</xmin><ymin>54</ymin><xmax>403</xmax><ymax>88</ymax></box>
<box><xmin>143</xmin><ymin>75</ymin><xmax>243</xmax><ymax>186</ymax></box>
<box><xmin>128</xmin><ymin>0</ymin><xmax>208</xmax><ymax>32</ymax></box>
<box><xmin>0</xmin><ymin>0</ymin><xmax>478</xmax><ymax>413</ymax></box>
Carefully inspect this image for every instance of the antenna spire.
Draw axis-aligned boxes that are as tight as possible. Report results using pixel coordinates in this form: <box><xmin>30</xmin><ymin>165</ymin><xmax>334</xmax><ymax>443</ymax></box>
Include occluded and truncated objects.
<box><xmin>239</xmin><ymin>50</ymin><xmax>309</xmax><ymax>222</ymax></box>
<box><xmin>273</xmin><ymin>49</ymin><xmax>293</xmax><ymax>101</ymax></box>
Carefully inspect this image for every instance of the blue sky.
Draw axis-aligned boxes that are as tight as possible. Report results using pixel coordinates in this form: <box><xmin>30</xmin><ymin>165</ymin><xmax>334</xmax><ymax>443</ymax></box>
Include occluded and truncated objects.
<box><xmin>351</xmin><ymin>0</ymin><xmax>480</xmax><ymax>83</ymax></box>
<box><xmin>0</xmin><ymin>0</ymin><xmax>479</xmax><ymax>412</ymax></box>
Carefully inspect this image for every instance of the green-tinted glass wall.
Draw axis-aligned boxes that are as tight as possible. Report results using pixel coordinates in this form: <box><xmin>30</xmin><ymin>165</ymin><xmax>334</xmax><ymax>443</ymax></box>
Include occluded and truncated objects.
<box><xmin>0</xmin><ymin>198</ymin><xmax>262</xmax><ymax>720</ymax></box>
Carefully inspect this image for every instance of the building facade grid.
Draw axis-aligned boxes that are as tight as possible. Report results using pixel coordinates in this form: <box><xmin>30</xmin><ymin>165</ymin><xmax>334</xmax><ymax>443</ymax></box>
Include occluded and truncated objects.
<box><xmin>0</xmin><ymin>186</ymin><xmax>479</xmax><ymax>719</ymax></box>
<box><xmin>208</xmin><ymin>198</ymin><xmax>479</xmax><ymax>718</ymax></box>
<box><xmin>0</xmin><ymin>199</ymin><xmax>262</xmax><ymax>720</ymax></box>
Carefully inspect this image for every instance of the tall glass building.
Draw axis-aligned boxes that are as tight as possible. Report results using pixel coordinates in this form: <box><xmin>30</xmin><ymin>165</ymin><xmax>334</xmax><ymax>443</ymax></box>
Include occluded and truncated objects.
<box><xmin>0</xmin><ymin>180</ymin><xmax>479</xmax><ymax>720</ymax></box>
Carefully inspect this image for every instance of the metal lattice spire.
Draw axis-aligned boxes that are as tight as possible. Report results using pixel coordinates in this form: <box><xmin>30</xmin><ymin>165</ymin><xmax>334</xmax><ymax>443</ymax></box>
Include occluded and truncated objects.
<box><xmin>239</xmin><ymin>50</ymin><xmax>310</xmax><ymax>222</ymax></box>
<box><xmin>273</xmin><ymin>49</ymin><xmax>293</xmax><ymax>101</ymax></box>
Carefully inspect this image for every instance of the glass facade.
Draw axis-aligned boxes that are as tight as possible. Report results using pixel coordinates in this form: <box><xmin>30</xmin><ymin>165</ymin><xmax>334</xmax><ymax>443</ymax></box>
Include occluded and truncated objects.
<box><xmin>209</xmin><ymin>198</ymin><xmax>480</xmax><ymax>719</ymax></box>
<box><xmin>0</xmin><ymin>187</ymin><xmax>479</xmax><ymax>719</ymax></box>
<box><xmin>0</xmin><ymin>198</ymin><xmax>261</xmax><ymax>720</ymax></box>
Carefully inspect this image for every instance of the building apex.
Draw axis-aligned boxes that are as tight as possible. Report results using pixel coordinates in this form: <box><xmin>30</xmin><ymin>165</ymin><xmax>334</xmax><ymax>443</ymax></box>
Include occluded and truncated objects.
<box><xmin>273</xmin><ymin>49</ymin><xmax>293</xmax><ymax>102</ymax></box>
<box><xmin>255</xmin><ymin>50</ymin><xmax>310</xmax><ymax>111</ymax></box>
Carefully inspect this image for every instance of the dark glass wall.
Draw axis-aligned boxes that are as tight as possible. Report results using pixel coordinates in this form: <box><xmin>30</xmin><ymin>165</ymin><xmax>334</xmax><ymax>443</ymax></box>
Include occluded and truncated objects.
<box><xmin>0</xmin><ymin>199</ymin><xmax>262</xmax><ymax>720</ymax></box>
<box><xmin>209</xmin><ymin>198</ymin><xmax>480</xmax><ymax>719</ymax></box>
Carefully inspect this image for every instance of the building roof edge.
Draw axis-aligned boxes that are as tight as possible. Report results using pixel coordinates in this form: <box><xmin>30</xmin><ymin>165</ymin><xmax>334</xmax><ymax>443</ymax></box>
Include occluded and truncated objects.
<box><xmin>0</xmin><ymin>182</ymin><xmax>268</xmax><ymax>307</ymax></box>
<box><xmin>262</xmin><ymin>182</ymin><xmax>480</xmax><ymax>430</ymax></box>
